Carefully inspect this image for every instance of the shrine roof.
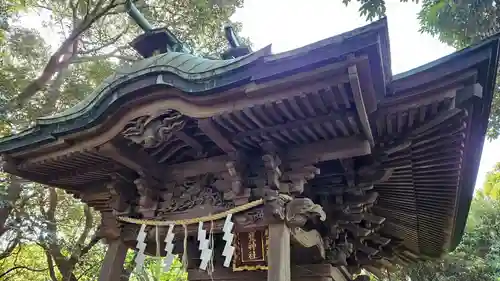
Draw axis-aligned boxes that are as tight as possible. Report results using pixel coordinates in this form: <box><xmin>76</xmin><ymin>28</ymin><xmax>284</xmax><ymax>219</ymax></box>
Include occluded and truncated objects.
<box><xmin>0</xmin><ymin>17</ymin><xmax>499</xmax><ymax>270</ymax></box>
<box><xmin>0</xmin><ymin>18</ymin><xmax>390</xmax><ymax>153</ymax></box>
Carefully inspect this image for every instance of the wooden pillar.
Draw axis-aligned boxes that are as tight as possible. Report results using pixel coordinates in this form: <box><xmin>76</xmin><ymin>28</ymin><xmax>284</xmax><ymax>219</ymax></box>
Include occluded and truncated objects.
<box><xmin>267</xmin><ymin>223</ymin><xmax>291</xmax><ymax>281</ymax></box>
<box><xmin>98</xmin><ymin>239</ymin><xmax>128</xmax><ymax>281</ymax></box>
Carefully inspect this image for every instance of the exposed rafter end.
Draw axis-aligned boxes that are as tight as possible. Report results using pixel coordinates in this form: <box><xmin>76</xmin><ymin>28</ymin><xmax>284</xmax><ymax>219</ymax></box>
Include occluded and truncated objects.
<box><xmin>455</xmin><ymin>83</ymin><xmax>483</xmax><ymax>105</ymax></box>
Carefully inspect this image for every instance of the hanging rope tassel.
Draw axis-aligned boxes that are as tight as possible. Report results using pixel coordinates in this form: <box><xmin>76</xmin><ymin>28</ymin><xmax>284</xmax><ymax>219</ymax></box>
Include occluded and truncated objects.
<box><xmin>182</xmin><ymin>224</ymin><xmax>189</xmax><ymax>270</ymax></box>
<box><xmin>156</xmin><ymin>225</ymin><xmax>161</xmax><ymax>257</ymax></box>
<box><xmin>208</xmin><ymin>219</ymin><xmax>215</xmax><ymax>278</ymax></box>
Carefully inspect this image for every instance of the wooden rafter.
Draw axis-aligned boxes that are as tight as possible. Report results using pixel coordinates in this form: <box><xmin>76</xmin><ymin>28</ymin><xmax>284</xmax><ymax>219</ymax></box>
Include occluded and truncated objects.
<box><xmin>197</xmin><ymin>118</ymin><xmax>236</xmax><ymax>153</ymax></box>
<box><xmin>162</xmin><ymin>136</ymin><xmax>371</xmax><ymax>181</ymax></box>
<box><xmin>174</xmin><ymin>130</ymin><xmax>204</xmax><ymax>155</ymax></box>
<box><xmin>286</xmin><ymin>137</ymin><xmax>371</xmax><ymax>164</ymax></box>
<box><xmin>234</xmin><ymin>110</ymin><xmax>356</xmax><ymax>141</ymax></box>
<box><xmin>348</xmin><ymin>63</ymin><xmax>375</xmax><ymax>147</ymax></box>
<box><xmin>97</xmin><ymin>142</ymin><xmax>163</xmax><ymax>180</ymax></box>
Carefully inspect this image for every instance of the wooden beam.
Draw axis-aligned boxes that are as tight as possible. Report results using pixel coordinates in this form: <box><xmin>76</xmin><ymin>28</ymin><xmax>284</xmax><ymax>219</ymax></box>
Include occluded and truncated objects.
<box><xmin>98</xmin><ymin>239</ymin><xmax>128</xmax><ymax>281</ymax></box>
<box><xmin>165</xmin><ymin>154</ymin><xmax>230</xmax><ymax>180</ymax></box>
<box><xmin>245</xmin><ymin>56</ymin><xmax>364</xmax><ymax>96</ymax></box>
<box><xmin>174</xmin><ymin>131</ymin><xmax>204</xmax><ymax>154</ymax></box>
<box><xmin>235</xmin><ymin>110</ymin><xmax>356</xmax><ymax>141</ymax></box>
<box><xmin>375</xmin><ymin>76</ymin><xmax>482</xmax><ymax>119</ymax></box>
<box><xmin>97</xmin><ymin>142</ymin><xmax>163</xmax><ymax>180</ymax></box>
<box><xmin>286</xmin><ymin>137</ymin><xmax>371</xmax><ymax>164</ymax></box>
<box><xmin>455</xmin><ymin>83</ymin><xmax>483</xmax><ymax>105</ymax></box>
<box><xmin>197</xmin><ymin>118</ymin><xmax>236</xmax><ymax>153</ymax></box>
<box><xmin>267</xmin><ymin>223</ymin><xmax>291</xmax><ymax>281</ymax></box>
<box><xmin>355</xmin><ymin>57</ymin><xmax>378</xmax><ymax>113</ymax></box>
<box><xmin>348</xmin><ymin>64</ymin><xmax>375</xmax><ymax>147</ymax></box>
<box><xmin>375</xmin><ymin>88</ymin><xmax>459</xmax><ymax>117</ymax></box>
<box><xmin>392</xmin><ymin>51</ymin><xmax>487</xmax><ymax>93</ymax></box>
<box><xmin>163</xmin><ymin>136</ymin><xmax>370</xmax><ymax>181</ymax></box>
<box><xmin>410</xmin><ymin>108</ymin><xmax>463</xmax><ymax>137</ymax></box>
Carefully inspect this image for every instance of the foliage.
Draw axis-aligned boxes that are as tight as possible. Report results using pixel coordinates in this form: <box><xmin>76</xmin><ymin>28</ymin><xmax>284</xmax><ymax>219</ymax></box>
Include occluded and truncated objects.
<box><xmin>417</xmin><ymin>0</ymin><xmax>500</xmax><ymax>49</ymax></box>
<box><xmin>0</xmin><ymin>0</ymin><xmax>245</xmax><ymax>280</ymax></box>
<box><xmin>417</xmin><ymin>0</ymin><xmax>500</xmax><ymax>139</ymax></box>
<box><xmin>130</xmin><ymin>257</ymin><xmax>187</xmax><ymax>281</ymax></box>
<box><xmin>380</xmin><ymin>165</ymin><xmax>500</xmax><ymax>281</ymax></box>
<box><xmin>340</xmin><ymin>0</ymin><xmax>419</xmax><ymax>21</ymax></box>
<box><xmin>478</xmin><ymin>162</ymin><xmax>500</xmax><ymax>200</ymax></box>
<box><xmin>340</xmin><ymin>0</ymin><xmax>500</xmax><ymax>140</ymax></box>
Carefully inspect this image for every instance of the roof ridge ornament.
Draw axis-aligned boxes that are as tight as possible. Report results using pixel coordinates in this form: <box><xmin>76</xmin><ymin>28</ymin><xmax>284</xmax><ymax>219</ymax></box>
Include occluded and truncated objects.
<box><xmin>126</xmin><ymin>0</ymin><xmax>192</xmax><ymax>57</ymax></box>
<box><xmin>221</xmin><ymin>23</ymin><xmax>252</xmax><ymax>59</ymax></box>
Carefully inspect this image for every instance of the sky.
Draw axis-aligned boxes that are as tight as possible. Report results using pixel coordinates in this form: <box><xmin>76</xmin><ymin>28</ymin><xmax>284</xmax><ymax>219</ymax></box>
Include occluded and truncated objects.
<box><xmin>232</xmin><ymin>0</ymin><xmax>500</xmax><ymax>190</ymax></box>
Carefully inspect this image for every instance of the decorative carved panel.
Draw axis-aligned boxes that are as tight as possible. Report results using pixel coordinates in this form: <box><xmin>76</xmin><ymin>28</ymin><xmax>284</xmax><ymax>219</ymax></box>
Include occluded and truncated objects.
<box><xmin>159</xmin><ymin>175</ymin><xmax>235</xmax><ymax>213</ymax></box>
<box><xmin>122</xmin><ymin>110</ymin><xmax>186</xmax><ymax>148</ymax></box>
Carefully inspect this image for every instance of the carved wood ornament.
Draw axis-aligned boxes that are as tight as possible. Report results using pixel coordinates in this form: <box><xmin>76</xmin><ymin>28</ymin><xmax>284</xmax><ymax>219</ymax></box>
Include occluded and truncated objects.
<box><xmin>160</xmin><ymin>175</ymin><xmax>236</xmax><ymax>213</ymax></box>
<box><xmin>122</xmin><ymin>110</ymin><xmax>186</xmax><ymax>148</ymax></box>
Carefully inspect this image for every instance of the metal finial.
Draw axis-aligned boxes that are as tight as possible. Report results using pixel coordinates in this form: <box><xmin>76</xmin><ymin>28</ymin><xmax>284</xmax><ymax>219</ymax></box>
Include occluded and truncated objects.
<box><xmin>126</xmin><ymin>0</ymin><xmax>153</xmax><ymax>32</ymax></box>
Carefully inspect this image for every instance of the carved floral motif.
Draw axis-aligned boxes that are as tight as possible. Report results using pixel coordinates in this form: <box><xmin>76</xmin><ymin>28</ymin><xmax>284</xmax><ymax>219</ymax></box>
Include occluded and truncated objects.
<box><xmin>160</xmin><ymin>176</ymin><xmax>235</xmax><ymax>212</ymax></box>
<box><xmin>122</xmin><ymin>110</ymin><xmax>185</xmax><ymax>148</ymax></box>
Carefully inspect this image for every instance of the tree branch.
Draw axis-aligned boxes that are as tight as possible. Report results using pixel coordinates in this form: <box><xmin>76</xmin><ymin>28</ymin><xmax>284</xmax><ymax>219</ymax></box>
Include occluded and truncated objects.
<box><xmin>0</xmin><ymin>266</ymin><xmax>48</xmax><ymax>279</ymax></box>
<box><xmin>0</xmin><ymin>175</ymin><xmax>22</xmax><ymax>236</ymax></box>
<box><xmin>41</xmin><ymin>244</ymin><xmax>58</xmax><ymax>281</ymax></box>
<box><xmin>68</xmin><ymin>205</ymin><xmax>96</xmax><ymax>265</ymax></box>
<box><xmin>4</xmin><ymin>0</ymin><xmax>124</xmax><ymax>111</ymax></box>
<box><xmin>72</xmin><ymin>53</ymin><xmax>137</xmax><ymax>63</ymax></box>
<box><xmin>78</xmin><ymin>23</ymin><xmax>131</xmax><ymax>55</ymax></box>
<box><xmin>0</xmin><ymin>235</ymin><xmax>20</xmax><ymax>260</ymax></box>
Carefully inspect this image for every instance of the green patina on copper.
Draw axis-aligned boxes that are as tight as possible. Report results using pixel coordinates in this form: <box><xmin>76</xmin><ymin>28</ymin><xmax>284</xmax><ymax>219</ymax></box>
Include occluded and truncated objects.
<box><xmin>39</xmin><ymin>47</ymin><xmax>271</xmax><ymax>125</ymax></box>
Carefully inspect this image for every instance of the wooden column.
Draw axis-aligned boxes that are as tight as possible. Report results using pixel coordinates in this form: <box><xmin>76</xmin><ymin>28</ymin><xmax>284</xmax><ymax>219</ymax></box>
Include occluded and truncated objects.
<box><xmin>98</xmin><ymin>239</ymin><xmax>128</xmax><ymax>281</ymax></box>
<box><xmin>267</xmin><ymin>223</ymin><xmax>291</xmax><ymax>281</ymax></box>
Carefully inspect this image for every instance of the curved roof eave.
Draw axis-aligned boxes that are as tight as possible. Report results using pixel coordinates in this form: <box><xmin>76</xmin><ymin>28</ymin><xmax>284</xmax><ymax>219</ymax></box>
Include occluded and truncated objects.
<box><xmin>393</xmin><ymin>34</ymin><xmax>500</xmax><ymax>252</ymax></box>
<box><xmin>0</xmin><ymin>19</ymin><xmax>390</xmax><ymax>154</ymax></box>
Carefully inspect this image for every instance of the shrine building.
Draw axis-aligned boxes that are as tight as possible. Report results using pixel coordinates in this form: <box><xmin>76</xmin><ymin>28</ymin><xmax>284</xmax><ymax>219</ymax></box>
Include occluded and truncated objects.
<box><xmin>1</xmin><ymin>16</ymin><xmax>499</xmax><ymax>281</ymax></box>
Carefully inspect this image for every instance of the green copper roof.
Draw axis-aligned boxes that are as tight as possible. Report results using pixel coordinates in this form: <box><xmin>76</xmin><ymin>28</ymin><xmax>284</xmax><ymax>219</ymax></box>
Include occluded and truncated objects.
<box><xmin>39</xmin><ymin>47</ymin><xmax>271</xmax><ymax>125</ymax></box>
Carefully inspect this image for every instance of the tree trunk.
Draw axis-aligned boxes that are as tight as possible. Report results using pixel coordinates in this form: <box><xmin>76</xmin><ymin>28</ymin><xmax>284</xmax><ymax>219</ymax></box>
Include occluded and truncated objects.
<box><xmin>0</xmin><ymin>175</ymin><xmax>22</xmax><ymax>236</ymax></box>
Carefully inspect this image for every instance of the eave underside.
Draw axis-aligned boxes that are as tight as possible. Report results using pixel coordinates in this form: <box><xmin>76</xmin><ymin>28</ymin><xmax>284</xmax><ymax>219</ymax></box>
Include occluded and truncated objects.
<box><xmin>3</xmin><ymin>74</ymin><xmax>477</xmax><ymax>266</ymax></box>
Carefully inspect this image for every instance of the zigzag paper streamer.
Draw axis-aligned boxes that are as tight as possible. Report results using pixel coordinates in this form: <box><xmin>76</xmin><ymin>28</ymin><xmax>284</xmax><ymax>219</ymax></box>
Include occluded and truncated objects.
<box><xmin>222</xmin><ymin>214</ymin><xmax>235</xmax><ymax>267</ymax></box>
<box><xmin>197</xmin><ymin>221</ymin><xmax>212</xmax><ymax>270</ymax></box>
<box><xmin>134</xmin><ymin>224</ymin><xmax>147</xmax><ymax>272</ymax></box>
<box><xmin>163</xmin><ymin>224</ymin><xmax>176</xmax><ymax>271</ymax></box>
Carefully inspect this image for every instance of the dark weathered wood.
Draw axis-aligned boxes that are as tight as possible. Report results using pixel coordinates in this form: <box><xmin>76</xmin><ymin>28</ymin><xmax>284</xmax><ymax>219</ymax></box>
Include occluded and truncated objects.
<box><xmin>290</xmin><ymin>228</ymin><xmax>325</xmax><ymax>259</ymax></box>
<box><xmin>234</xmin><ymin>110</ymin><xmax>356</xmax><ymax>141</ymax></box>
<box><xmin>187</xmin><ymin>264</ymin><xmax>348</xmax><ymax>281</ymax></box>
<box><xmin>377</xmin><ymin>88</ymin><xmax>458</xmax><ymax>119</ymax></box>
<box><xmin>198</xmin><ymin>118</ymin><xmax>236</xmax><ymax>153</ymax></box>
<box><xmin>174</xmin><ymin>130</ymin><xmax>204</xmax><ymax>154</ymax></box>
<box><xmin>286</xmin><ymin>137</ymin><xmax>371</xmax><ymax>164</ymax></box>
<box><xmin>267</xmin><ymin>223</ymin><xmax>291</xmax><ymax>281</ymax></box>
<box><xmin>97</xmin><ymin>142</ymin><xmax>163</xmax><ymax>179</ymax></box>
<box><xmin>348</xmin><ymin>63</ymin><xmax>374</xmax><ymax>147</ymax></box>
<box><xmin>455</xmin><ymin>83</ymin><xmax>483</xmax><ymax>105</ymax></box>
<box><xmin>98</xmin><ymin>239</ymin><xmax>128</xmax><ymax>281</ymax></box>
